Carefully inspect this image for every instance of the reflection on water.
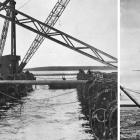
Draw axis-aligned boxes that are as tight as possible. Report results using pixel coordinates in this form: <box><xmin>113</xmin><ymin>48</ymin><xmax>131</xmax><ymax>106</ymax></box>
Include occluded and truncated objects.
<box><xmin>0</xmin><ymin>85</ymin><xmax>94</xmax><ymax>140</ymax></box>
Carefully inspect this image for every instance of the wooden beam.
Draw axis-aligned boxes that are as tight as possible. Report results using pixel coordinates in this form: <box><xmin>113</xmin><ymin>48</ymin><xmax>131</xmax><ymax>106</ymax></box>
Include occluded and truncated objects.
<box><xmin>0</xmin><ymin>80</ymin><xmax>87</xmax><ymax>85</ymax></box>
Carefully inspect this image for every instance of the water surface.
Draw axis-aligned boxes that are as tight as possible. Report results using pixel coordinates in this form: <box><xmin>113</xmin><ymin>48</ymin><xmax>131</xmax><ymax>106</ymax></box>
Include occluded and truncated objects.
<box><xmin>0</xmin><ymin>85</ymin><xmax>93</xmax><ymax>140</ymax></box>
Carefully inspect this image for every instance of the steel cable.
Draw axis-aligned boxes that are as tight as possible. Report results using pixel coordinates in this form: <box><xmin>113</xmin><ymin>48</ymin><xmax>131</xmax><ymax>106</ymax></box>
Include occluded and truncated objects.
<box><xmin>46</xmin><ymin>90</ymin><xmax>75</xmax><ymax>99</ymax></box>
<box><xmin>0</xmin><ymin>91</ymin><xmax>21</xmax><ymax>102</ymax></box>
<box><xmin>0</xmin><ymin>86</ymin><xmax>78</xmax><ymax>108</ymax></box>
<box><xmin>122</xmin><ymin>86</ymin><xmax>140</xmax><ymax>95</ymax></box>
<box><xmin>51</xmin><ymin>101</ymin><xmax>79</xmax><ymax>106</ymax></box>
<box><xmin>18</xmin><ymin>0</ymin><xmax>32</xmax><ymax>10</ymax></box>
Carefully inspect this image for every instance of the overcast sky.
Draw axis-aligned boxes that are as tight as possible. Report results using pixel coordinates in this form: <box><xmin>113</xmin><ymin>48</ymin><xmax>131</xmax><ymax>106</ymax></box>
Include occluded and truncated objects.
<box><xmin>0</xmin><ymin>0</ymin><xmax>117</xmax><ymax>68</ymax></box>
<box><xmin>121</xmin><ymin>0</ymin><xmax>140</xmax><ymax>80</ymax></box>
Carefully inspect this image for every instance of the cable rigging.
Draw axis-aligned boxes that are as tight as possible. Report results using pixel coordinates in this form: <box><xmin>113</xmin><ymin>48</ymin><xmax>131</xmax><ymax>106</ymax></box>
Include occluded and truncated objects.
<box><xmin>18</xmin><ymin>0</ymin><xmax>70</xmax><ymax>72</ymax></box>
<box><xmin>18</xmin><ymin>0</ymin><xmax>32</xmax><ymax>10</ymax></box>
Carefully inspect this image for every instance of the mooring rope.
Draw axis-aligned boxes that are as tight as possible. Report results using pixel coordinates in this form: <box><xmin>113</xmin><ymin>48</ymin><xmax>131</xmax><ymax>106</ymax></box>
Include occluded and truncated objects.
<box><xmin>0</xmin><ymin>89</ymin><xmax>77</xmax><ymax>107</ymax></box>
<box><xmin>47</xmin><ymin>90</ymin><xmax>76</xmax><ymax>99</ymax></box>
<box><xmin>0</xmin><ymin>91</ymin><xmax>21</xmax><ymax>102</ymax></box>
<box><xmin>52</xmin><ymin>101</ymin><xmax>79</xmax><ymax>106</ymax></box>
<box><xmin>122</xmin><ymin>86</ymin><xmax>140</xmax><ymax>95</ymax></box>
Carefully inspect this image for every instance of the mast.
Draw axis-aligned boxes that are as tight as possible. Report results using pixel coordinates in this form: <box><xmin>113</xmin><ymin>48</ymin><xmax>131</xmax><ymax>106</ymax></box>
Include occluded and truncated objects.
<box><xmin>10</xmin><ymin>0</ymin><xmax>16</xmax><ymax>56</ymax></box>
<box><xmin>10</xmin><ymin>0</ymin><xmax>17</xmax><ymax>75</ymax></box>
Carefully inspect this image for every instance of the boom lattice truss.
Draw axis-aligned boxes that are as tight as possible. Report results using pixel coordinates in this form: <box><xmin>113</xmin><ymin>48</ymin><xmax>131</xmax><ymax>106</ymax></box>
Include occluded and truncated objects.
<box><xmin>19</xmin><ymin>0</ymin><xmax>70</xmax><ymax>71</ymax></box>
<box><xmin>0</xmin><ymin>1</ymin><xmax>117</xmax><ymax>72</ymax></box>
<box><xmin>0</xmin><ymin>10</ymin><xmax>10</xmax><ymax>56</ymax></box>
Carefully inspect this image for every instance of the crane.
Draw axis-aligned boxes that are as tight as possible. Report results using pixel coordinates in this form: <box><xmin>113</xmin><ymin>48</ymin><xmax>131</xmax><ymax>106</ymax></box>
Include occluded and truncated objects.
<box><xmin>0</xmin><ymin>0</ymin><xmax>117</xmax><ymax>76</ymax></box>
<box><xmin>0</xmin><ymin>9</ymin><xmax>10</xmax><ymax>56</ymax></box>
<box><xmin>0</xmin><ymin>2</ymin><xmax>117</xmax><ymax>138</ymax></box>
<box><xmin>0</xmin><ymin>0</ymin><xmax>11</xmax><ymax>56</ymax></box>
<box><xmin>18</xmin><ymin>0</ymin><xmax>70</xmax><ymax>72</ymax></box>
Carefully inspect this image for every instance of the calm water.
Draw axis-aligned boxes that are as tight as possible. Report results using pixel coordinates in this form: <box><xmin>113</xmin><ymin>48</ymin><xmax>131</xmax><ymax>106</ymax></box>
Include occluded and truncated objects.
<box><xmin>0</xmin><ymin>73</ymin><xmax>94</xmax><ymax>140</ymax></box>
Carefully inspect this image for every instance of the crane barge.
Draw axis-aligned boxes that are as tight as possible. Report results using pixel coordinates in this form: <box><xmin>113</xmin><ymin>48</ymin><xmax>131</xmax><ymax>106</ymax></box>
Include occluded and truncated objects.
<box><xmin>0</xmin><ymin>0</ymin><xmax>117</xmax><ymax>139</ymax></box>
<box><xmin>0</xmin><ymin>0</ymin><xmax>71</xmax><ymax>97</ymax></box>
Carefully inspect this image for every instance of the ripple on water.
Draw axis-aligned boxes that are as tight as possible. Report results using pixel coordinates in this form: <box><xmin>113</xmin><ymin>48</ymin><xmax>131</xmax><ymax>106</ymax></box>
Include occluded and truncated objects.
<box><xmin>0</xmin><ymin>88</ymin><xmax>94</xmax><ymax>140</ymax></box>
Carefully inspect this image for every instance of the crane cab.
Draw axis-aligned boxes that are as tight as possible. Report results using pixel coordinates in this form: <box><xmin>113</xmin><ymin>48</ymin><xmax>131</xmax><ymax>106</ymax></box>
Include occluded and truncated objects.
<box><xmin>0</xmin><ymin>55</ymin><xmax>20</xmax><ymax>79</ymax></box>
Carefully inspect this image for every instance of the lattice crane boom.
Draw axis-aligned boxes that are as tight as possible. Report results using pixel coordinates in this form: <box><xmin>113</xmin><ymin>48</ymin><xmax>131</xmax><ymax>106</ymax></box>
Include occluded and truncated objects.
<box><xmin>0</xmin><ymin>2</ymin><xmax>117</xmax><ymax>71</ymax></box>
<box><xmin>0</xmin><ymin>9</ymin><xmax>10</xmax><ymax>56</ymax></box>
<box><xmin>18</xmin><ymin>0</ymin><xmax>70</xmax><ymax>72</ymax></box>
<box><xmin>0</xmin><ymin>0</ymin><xmax>11</xmax><ymax>6</ymax></box>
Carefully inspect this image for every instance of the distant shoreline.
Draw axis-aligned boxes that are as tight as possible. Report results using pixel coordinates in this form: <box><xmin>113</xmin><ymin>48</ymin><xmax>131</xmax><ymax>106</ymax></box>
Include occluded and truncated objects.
<box><xmin>25</xmin><ymin>66</ymin><xmax>116</xmax><ymax>71</ymax></box>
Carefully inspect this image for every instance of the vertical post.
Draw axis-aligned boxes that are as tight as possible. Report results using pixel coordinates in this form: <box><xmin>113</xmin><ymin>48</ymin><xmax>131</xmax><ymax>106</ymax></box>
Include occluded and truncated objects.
<box><xmin>10</xmin><ymin>0</ymin><xmax>16</xmax><ymax>56</ymax></box>
<box><xmin>10</xmin><ymin>0</ymin><xmax>16</xmax><ymax>75</ymax></box>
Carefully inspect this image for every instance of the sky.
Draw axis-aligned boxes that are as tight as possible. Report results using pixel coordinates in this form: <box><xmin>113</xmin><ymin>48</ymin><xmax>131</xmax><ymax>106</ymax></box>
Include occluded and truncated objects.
<box><xmin>121</xmin><ymin>0</ymin><xmax>140</xmax><ymax>85</ymax></box>
<box><xmin>0</xmin><ymin>0</ymin><xmax>117</xmax><ymax>68</ymax></box>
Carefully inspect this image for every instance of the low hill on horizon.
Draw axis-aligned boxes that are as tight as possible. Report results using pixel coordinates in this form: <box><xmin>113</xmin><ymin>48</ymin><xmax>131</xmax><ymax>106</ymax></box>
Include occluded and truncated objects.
<box><xmin>25</xmin><ymin>66</ymin><xmax>116</xmax><ymax>71</ymax></box>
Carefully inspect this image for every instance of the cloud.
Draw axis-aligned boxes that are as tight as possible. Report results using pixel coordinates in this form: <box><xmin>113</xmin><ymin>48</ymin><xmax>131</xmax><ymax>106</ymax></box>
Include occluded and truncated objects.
<box><xmin>121</xmin><ymin>0</ymin><xmax>140</xmax><ymax>11</ymax></box>
<box><xmin>121</xmin><ymin>0</ymin><xmax>140</xmax><ymax>29</ymax></box>
<box><xmin>120</xmin><ymin>1</ymin><xmax>140</xmax><ymax>77</ymax></box>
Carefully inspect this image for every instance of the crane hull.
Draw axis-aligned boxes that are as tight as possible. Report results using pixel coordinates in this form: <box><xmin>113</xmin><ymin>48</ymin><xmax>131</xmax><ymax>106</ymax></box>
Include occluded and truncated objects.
<box><xmin>0</xmin><ymin>55</ymin><xmax>35</xmax><ymax>105</ymax></box>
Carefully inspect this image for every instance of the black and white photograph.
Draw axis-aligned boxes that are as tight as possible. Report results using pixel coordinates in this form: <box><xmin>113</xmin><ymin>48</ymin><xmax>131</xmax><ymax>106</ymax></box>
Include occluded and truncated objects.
<box><xmin>120</xmin><ymin>0</ymin><xmax>140</xmax><ymax>139</ymax></box>
<box><xmin>0</xmin><ymin>0</ymin><xmax>117</xmax><ymax>139</ymax></box>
